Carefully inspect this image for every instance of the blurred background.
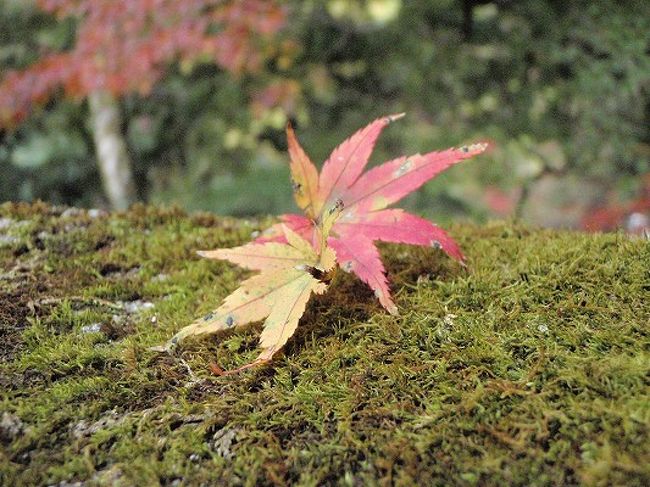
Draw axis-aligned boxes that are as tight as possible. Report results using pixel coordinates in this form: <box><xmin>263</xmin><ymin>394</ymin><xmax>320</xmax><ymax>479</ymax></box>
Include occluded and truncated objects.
<box><xmin>1</xmin><ymin>0</ymin><xmax>648</xmax><ymax>233</ymax></box>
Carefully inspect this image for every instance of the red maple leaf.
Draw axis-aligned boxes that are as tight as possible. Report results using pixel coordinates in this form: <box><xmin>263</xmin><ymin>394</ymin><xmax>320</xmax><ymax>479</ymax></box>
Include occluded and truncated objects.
<box><xmin>258</xmin><ymin>114</ymin><xmax>487</xmax><ymax>314</ymax></box>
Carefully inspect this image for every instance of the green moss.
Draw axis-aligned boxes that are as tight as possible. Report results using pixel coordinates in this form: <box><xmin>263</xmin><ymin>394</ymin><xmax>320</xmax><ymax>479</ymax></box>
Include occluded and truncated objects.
<box><xmin>1</xmin><ymin>203</ymin><xmax>648</xmax><ymax>486</ymax></box>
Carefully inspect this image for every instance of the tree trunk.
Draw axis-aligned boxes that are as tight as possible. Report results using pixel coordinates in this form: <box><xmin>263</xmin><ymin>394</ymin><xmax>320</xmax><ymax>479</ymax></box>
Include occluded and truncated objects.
<box><xmin>88</xmin><ymin>91</ymin><xmax>137</xmax><ymax>210</ymax></box>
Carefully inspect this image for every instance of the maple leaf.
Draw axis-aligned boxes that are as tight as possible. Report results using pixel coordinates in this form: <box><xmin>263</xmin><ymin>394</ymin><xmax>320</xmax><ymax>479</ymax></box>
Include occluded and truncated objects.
<box><xmin>152</xmin><ymin>201</ymin><xmax>342</xmax><ymax>374</ymax></box>
<box><xmin>259</xmin><ymin>114</ymin><xmax>487</xmax><ymax>314</ymax></box>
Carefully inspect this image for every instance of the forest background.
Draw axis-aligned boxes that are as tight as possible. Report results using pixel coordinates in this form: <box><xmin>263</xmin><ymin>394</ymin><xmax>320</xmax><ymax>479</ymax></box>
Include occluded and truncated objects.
<box><xmin>1</xmin><ymin>0</ymin><xmax>648</xmax><ymax>232</ymax></box>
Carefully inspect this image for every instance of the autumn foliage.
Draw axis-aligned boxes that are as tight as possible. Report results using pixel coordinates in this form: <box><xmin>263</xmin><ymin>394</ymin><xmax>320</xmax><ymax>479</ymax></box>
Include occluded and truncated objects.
<box><xmin>0</xmin><ymin>0</ymin><xmax>286</xmax><ymax>125</ymax></box>
<box><xmin>581</xmin><ymin>174</ymin><xmax>650</xmax><ymax>235</ymax></box>
<box><xmin>157</xmin><ymin>115</ymin><xmax>487</xmax><ymax>373</ymax></box>
<box><xmin>154</xmin><ymin>201</ymin><xmax>342</xmax><ymax>375</ymax></box>
<box><xmin>259</xmin><ymin>115</ymin><xmax>487</xmax><ymax>314</ymax></box>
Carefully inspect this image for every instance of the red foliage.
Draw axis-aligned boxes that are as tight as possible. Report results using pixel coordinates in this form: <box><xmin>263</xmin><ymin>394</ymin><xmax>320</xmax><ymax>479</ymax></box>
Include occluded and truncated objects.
<box><xmin>483</xmin><ymin>186</ymin><xmax>519</xmax><ymax>216</ymax></box>
<box><xmin>251</xmin><ymin>79</ymin><xmax>301</xmax><ymax>117</ymax></box>
<box><xmin>581</xmin><ymin>174</ymin><xmax>650</xmax><ymax>235</ymax></box>
<box><xmin>257</xmin><ymin>115</ymin><xmax>487</xmax><ymax>314</ymax></box>
<box><xmin>0</xmin><ymin>0</ymin><xmax>286</xmax><ymax>125</ymax></box>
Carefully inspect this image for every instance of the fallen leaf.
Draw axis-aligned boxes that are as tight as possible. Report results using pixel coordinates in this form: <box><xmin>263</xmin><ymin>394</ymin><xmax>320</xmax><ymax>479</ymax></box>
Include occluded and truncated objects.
<box><xmin>258</xmin><ymin>114</ymin><xmax>487</xmax><ymax>313</ymax></box>
<box><xmin>152</xmin><ymin>203</ymin><xmax>341</xmax><ymax>374</ymax></box>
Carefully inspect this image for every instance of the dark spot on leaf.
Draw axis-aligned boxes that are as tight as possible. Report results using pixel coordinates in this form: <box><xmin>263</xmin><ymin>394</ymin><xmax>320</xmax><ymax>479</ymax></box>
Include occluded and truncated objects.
<box><xmin>225</xmin><ymin>315</ymin><xmax>235</xmax><ymax>327</ymax></box>
<box><xmin>204</xmin><ymin>312</ymin><xmax>214</xmax><ymax>322</ymax></box>
<box><xmin>329</xmin><ymin>199</ymin><xmax>344</xmax><ymax>214</ymax></box>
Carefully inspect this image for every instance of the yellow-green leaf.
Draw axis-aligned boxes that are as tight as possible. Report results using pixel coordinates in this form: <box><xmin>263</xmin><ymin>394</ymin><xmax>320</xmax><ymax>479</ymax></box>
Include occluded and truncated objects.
<box><xmin>153</xmin><ymin>205</ymin><xmax>342</xmax><ymax>374</ymax></box>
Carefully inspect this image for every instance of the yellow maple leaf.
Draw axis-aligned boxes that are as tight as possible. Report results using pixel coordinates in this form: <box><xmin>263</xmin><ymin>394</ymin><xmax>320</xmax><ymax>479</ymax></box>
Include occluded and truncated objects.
<box><xmin>153</xmin><ymin>201</ymin><xmax>342</xmax><ymax>374</ymax></box>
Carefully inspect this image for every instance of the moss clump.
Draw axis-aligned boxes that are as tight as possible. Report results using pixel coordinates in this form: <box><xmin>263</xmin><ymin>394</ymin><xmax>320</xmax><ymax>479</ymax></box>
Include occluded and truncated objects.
<box><xmin>1</xmin><ymin>202</ymin><xmax>648</xmax><ymax>486</ymax></box>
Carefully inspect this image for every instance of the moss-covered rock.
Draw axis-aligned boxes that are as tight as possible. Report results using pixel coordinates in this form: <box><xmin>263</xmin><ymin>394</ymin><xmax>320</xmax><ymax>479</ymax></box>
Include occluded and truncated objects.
<box><xmin>1</xmin><ymin>202</ymin><xmax>648</xmax><ymax>486</ymax></box>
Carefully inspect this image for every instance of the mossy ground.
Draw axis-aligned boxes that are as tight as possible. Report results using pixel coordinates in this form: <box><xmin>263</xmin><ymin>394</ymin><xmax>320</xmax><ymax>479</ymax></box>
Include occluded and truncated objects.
<box><xmin>0</xmin><ymin>202</ymin><xmax>648</xmax><ymax>486</ymax></box>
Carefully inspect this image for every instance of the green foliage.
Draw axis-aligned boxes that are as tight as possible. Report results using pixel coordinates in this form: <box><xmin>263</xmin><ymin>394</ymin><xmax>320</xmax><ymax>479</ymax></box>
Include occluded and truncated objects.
<box><xmin>1</xmin><ymin>203</ymin><xmax>648</xmax><ymax>485</ymax></box>
<box><xmin>0</xmin><ymin>1</ymin><xmax>91</xmax><ymax>203</ymax></box>
<box><xmin>0</xmin><ymin>101</ymin><xmax>97</xmax><ymax>203</ymax></box>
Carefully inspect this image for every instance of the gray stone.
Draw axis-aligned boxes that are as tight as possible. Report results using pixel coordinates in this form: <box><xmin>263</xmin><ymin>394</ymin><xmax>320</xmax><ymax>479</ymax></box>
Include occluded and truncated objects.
<box><xmin>81</xmin><ymin>323</ymin><xmax>102</xmax><ymax>334</ymax></box>
<box><xmin>123</xmin><ymin>300</ymin><xmax>154</xmax><ymax>314</ymax></box>
<box><xmin>0</xmin><ymin>412</ymin><xmax>24</xmax><ymax>443</ymax></box>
